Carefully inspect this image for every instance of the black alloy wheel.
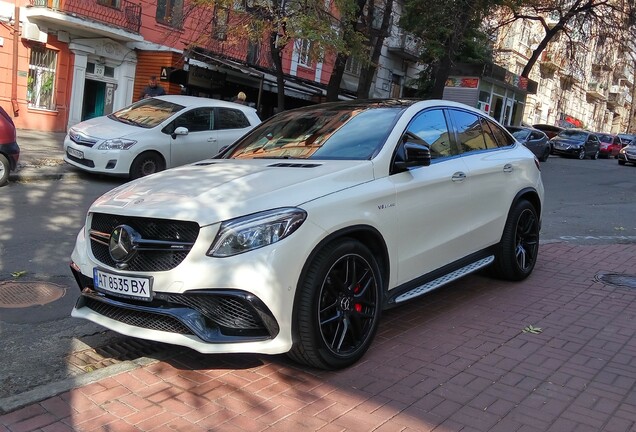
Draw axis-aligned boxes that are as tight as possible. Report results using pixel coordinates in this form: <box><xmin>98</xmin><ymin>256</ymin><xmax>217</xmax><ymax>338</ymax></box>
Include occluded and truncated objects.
<box><xmin>492</xmin><ymin>200</ymin><xmax>540</xmax><ymax>281</ymax></box>
<box><xmin>591</xmin><ymin>150</ymin><xmax>599</xmax><ymax>160</ymax></box>
<box><xmin>290</xmin><ymin>239</ymin><xmax>382</xmax><ymax>370</ymax></box>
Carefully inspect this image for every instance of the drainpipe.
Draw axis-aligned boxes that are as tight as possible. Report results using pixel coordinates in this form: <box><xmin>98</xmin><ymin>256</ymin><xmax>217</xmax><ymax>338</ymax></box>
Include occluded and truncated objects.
<box><xmin>11</xmin><ymin>4</ymin><xmax>20</xmax><ymax>116</ymax></box>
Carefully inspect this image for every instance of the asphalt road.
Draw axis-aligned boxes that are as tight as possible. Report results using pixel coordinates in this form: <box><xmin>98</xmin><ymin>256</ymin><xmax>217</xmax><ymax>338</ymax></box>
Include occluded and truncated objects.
<box><xmin>0</xmin><ymin>154</ymin><xmax>634</xmax><ymax>402</ymax></box>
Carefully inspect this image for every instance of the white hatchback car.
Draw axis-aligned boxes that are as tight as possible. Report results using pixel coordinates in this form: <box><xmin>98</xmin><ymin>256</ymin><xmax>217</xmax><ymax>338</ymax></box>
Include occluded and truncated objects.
<box><xmin>70</xmin><ymin>99</ymin><xmax>544</xmax><ymax>370</ymax></box>
<box><xmin>63</xmin><ymin>95</ymin><xmax>261</xmax><ymax>179</ymax></box>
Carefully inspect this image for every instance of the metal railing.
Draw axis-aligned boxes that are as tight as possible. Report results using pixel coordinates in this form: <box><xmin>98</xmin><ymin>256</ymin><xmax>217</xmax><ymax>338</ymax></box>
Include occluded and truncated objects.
<box><xmin>29</xmin><ymin>0</ymin><xmax>142</xmax><ymax>34</ymax></box>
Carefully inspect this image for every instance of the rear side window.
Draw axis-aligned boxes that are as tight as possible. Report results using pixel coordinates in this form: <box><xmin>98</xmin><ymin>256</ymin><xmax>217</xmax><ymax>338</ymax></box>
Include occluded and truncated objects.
<box><xmin>450</xmin><ymin>110</ymin><xmax>486</xmax><ymax>152</ymax></box>
<box><xmin>484</xmin><ymin>119</ymin><xmax>515</xmax><ymax>147</ymax></box>
<box><xmin>216</xmin><ymin>109</ymin><xmax>250</xmax><ymax>130</ymax></box>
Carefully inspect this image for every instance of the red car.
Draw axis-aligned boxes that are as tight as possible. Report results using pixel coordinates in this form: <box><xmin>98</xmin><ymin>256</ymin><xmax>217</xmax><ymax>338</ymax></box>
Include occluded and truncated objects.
<box><xmin>0</xmin><ymin>106</ymin><xmax>20</xmax><ymax>186</ymax></box>
<box><xmin>595</xmin><ymin>133</ymin><xmax>623</xmax><ymax>159</ymax></box>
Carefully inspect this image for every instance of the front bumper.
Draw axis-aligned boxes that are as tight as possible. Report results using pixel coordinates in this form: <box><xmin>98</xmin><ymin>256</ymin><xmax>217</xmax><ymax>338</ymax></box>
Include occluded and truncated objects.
<box><xmin>618</xmin><ymin>151</ymin><xmax>636</xmax><ymax>164</ymax></box>
<box><xmin>1</xmin><ymin>142</ymin><xmax>20</xmax><ymax>170</ymax></box>
<box><xmin>63</xmin><ymin>137</ymin><xmax>133</xmax><ymax>176</ymax></box>
<box><xmin>552</xmin><ymin>146</ymin><xmax>581</xmax><ymax>157</ymax></box>
<box><xmin>69</xmin><ymin>212</ymin><xmax>325</xmax><ymax>355</ymax></box>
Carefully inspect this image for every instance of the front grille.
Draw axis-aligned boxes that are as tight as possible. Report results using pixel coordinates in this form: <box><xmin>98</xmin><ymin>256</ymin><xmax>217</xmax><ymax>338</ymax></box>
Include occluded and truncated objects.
<box><xmin>164</xmin><ymin>294</ymin><xmax>263</xmax><ymax>330</ymax></box>
<box><xmin>67</xmin><ymin>153</ymin><xmax>95</xmax><ymax>167</ymax></box>
<box><xmin>84</xmin><ymin>297</ymin><xmax>192</xmax><ymax>334</ymax></box>
<box><xmin>90</xmin><ymin>213</ymin><xmax>199</xmax><ymax>271</ymax></box>
<box><xmin>77</xmin><ymin>289</ymin><xmax>278</xmax><ymax>342</ymax></box>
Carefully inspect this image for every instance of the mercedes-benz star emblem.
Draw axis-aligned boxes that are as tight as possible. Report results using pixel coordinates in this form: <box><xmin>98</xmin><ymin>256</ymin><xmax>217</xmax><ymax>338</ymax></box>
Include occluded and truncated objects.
<box><xmin>109</xmin><ymin>225</ymin><xmax>140</xmax><ymax>263</ymax></box>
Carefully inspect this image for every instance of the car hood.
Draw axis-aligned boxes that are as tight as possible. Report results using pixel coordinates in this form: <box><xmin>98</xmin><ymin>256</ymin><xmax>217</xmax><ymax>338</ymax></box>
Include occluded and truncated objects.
<box><xmin>89</xmin><ymin>159</ymin><xmax>375</xmax><ymax>225</ymax></box>
<box><xmin>70</xmin><ymin>116</ymin><xmax>146</xmax><ymax>139</ymax></box>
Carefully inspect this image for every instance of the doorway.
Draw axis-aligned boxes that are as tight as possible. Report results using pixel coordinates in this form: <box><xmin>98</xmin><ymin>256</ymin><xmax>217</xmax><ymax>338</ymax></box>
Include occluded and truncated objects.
<box><xmin>82</xmin><ymin>79</ymin><xmax>106</xmax><ymax>121</ymax></box>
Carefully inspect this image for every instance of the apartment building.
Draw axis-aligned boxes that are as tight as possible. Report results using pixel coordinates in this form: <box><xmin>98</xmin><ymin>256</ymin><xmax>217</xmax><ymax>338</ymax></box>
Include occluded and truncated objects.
<box><xmin>0</xmin><ymin>0</ymin><xmax>346</xmax><ymax>132</ymax></box>
<box><xmin>492</xmin><ymin>15</ymin><xmax>636</xmax><ymax>134</ymax></box>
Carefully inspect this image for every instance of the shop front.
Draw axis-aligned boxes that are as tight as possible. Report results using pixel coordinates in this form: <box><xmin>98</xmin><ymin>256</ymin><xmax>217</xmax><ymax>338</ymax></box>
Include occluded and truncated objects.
<box><xmin>443</xmin><ymin>62</ymin><xmax>538</xmax><ymax>126</ymax></box>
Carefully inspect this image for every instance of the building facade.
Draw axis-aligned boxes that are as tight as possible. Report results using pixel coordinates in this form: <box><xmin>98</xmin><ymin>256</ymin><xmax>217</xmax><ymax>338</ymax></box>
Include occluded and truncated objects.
<box><xmin>492</xmin><ymin>15</ymin><xmax>636</xmax><ymax>134</ymax></box>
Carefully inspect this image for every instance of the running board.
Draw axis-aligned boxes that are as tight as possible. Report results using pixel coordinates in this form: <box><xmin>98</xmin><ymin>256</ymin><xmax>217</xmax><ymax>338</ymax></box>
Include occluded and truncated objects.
<box><xmin>395</xmin><ymin>255</ymin><xmax>495</xmax><ymax>303</ymax></box>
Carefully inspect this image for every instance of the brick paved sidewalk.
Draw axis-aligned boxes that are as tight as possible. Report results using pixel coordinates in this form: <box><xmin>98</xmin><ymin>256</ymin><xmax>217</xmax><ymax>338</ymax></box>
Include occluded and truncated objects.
<box><xmin>2</xmin><ymin>242</ymin><xmax>636</xmax><ymax>432</ymax></box>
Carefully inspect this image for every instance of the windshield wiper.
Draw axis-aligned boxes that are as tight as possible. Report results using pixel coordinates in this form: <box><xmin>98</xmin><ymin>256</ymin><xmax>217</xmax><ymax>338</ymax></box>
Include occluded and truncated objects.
<box><xmin>113</xmin><ymin>116</ymin><xmax>143</xmax><ymax>127</ymax></box>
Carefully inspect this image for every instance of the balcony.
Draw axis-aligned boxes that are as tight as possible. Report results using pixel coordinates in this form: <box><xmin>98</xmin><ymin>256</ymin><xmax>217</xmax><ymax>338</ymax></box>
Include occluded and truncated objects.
<box><xmin>586</xmin><ymin>82</ymin><xmax>606</xmax><ymax>100</ymax></box>
<box><xmin>539</xmin><ymin>51</ymin><xmax>559</xmax><ymax>73</ymax></box>
<box><xmin>607</xmin><ymin>85</ymin><xmax>626</xmax><ymax>109</ymax></box>
<box><xmin>613</xmin><ymin>64</ymin><xmax>634</xmax><ymax>86</ymax></box>
<box><xmin>387</xmin><ymin>32</ymin><xmax>421</xmax><ymax>61</ymax></box>
<box><xmin>28</xmin><ymin>0</ymin><xmax>142</xmax><ymax>34</ymax></box>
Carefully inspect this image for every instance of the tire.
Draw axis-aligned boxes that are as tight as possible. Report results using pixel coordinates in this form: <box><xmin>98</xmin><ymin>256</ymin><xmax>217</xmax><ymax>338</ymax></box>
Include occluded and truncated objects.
<box><xmin>591</xmin><ymin>150</ymin><xmax>599</xmax><ymax>160</ymax></box>
<box><xmin>289</xmin><ymin>238</ymin><xmax>382</xmax><ymax>370</ymax></box>
<box><xmin>577</xmin><ymin>148</ymin><xmax>586</xmax><ymax>160</ymax></box>
<box><xmin>0</xmin><ymin>154</ymin><xmax>9</xmax><ymax>187</ymax></box>
<box><xmin>539</xmin><ymin>148</ymin><xmax>550</xmax><ymax>162</ymax></box>
<box><xmin>618</xmin><ymin>159</ymin><xmax>626</xmax><ymax>166</ymax></box>
<box><xmin>491</xmin><ymin>200</ymin><xmax>540</xmax><ymax>281</ymax></box>
<box><xmin>129</xmin><ymin>152</ymin><xmax>165</xmax><ymax>179</ymax></box>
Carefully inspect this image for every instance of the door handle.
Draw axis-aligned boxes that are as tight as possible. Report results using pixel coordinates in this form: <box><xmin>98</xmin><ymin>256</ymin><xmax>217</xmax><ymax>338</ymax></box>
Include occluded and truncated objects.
<box><xmin>503</xmin><ymin>163</ymin><xmax>513</xmax><ymax>173</ymax></box>
<box><xmin>451</xmin><ymin>172</ymin><xmax>466</xmax><ymax>182</ymax></box>
<box><xmin>207</xmin><ymin>138</ymin><xmax>217</xmax><ymax>142</ymax></box>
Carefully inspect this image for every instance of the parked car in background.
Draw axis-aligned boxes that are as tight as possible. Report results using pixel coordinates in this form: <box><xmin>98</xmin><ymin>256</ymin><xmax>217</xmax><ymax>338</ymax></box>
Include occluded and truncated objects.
<box><xmin>506</xmin><ymin>126</ymin><xmax>550</xmax><ymax>162</ymax></box>
<box><xmin>618</xmin><ymin>133</ymin><xmax>636</xmax><ymax>146</ymax></box>
<box><xmin>69</xmin><ymin>99</ymin><xmax>544</xmax><ymax>370</ymax></box>
<box><xmin>64</xmin><ymin>95</ymin><xmax>261</xmax><ymax>179</ymax></box>
<box><xmin>533</xmin><ymin>124</ymin><xmax>564</xmax><ymax>140</ymax></box>
<box><xmin>595</xmin><ymin>133</ymin><xmax>623</xmax><ymax>159</ymax></box>
<box><xmin>618</xmin><ymin>140</ymin><xmax>636</xmax><ymax>166</ymax></box>
<box><xmin>0</xmin><ymin>106</ymin><xmax>20</xmax><ymax>187</ymax></box>
<box><xmin>550</xmin><ymin>129</ymin><xmax>600</xmax><ymax>160</ymax></box>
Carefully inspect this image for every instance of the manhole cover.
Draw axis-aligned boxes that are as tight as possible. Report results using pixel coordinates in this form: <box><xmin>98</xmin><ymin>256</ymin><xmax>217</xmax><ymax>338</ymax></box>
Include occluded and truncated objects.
<box><xmin>595</xmin><ymin>273</ymin><xmax>636</xmax><ymax>289</ymax></box>
<box><xmin>0</xmin><ymin>281</ymin><xmax>66</xmax><ymax>308</ymax></box>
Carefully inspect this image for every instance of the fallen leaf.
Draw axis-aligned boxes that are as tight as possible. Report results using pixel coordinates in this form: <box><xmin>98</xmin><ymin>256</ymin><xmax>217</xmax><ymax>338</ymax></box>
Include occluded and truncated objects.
<box><xmin>11</xmin><ymin>271</ymin><xmax>27</xmax><ymax>278</ymax></box>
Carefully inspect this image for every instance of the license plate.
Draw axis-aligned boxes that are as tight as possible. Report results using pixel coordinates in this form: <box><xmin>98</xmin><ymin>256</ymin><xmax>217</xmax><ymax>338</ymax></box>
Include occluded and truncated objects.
<box><xmin>93</xmin><ymin>268</ymin><xmax>152</xmax><ymax>301</ymax></box>
<box><xmin>67</xmin><ymin>147</ymin><xmax>84</xmax><ymax>159</ymax></box>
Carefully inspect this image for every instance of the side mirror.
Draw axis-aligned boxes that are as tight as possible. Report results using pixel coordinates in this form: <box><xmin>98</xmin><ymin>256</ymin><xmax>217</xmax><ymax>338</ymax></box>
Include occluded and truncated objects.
<box><xmin>172</xmin><ymin>126</ymin><xmax>189</xmax><ymax>139</ymax></box>
<box><xmin>394</xmin><ymin>141</ymin><xmax>431</xmax><ymax>172</ymax></box>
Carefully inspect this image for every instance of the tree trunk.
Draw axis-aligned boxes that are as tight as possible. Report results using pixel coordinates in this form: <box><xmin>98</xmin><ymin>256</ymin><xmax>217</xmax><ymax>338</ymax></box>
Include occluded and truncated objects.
<box><xmin>357</xmin><ymin>0</ymin><xmax>393</xmax><ymax>98</ymax></box>
<box><xmin>270</xmin><ymin>32</ymin><xmax>286</xmax><ymax>112</ymax></box>
<box><xmin>327</xmin><ymin>53</ymin><xmax>348</xmax><ymax>101</ymax></box>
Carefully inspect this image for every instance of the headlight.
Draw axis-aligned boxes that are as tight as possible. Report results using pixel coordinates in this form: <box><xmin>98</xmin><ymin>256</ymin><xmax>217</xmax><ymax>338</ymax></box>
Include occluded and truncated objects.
<box><xmin>620</xmin><ymin>147</ymin><xmax>627</xmax><ymax>154</ymax></box>
<box><xmin>98</xmin><ymin>138</ymin><xmax>137</xmax><ymax>150</ymax></box>
<box><xmin>208</xmin><ymin>208</ymin><xmax>307</xmax><ymax>257</ymax></box>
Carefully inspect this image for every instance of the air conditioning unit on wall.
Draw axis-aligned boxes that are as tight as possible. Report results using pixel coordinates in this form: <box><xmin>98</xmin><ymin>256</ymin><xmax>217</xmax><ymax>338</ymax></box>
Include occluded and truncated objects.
<box><xmin>22</xmin><ymin>22</ymin><xmax>48</xmax><ymax>43</ymax></box>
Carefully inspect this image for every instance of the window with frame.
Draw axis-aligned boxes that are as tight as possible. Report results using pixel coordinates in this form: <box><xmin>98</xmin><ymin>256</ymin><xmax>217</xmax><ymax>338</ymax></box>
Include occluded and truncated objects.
<box><xmin>295</xmin><ymin>39</ymin><xmax>311</xmax><ymax>67</ymax></box>
<box><xmin>213</xmin><ymin>6</ymin><xmax>229</xmax><ymax>41</ymax></box>
<box><xmin>156</xmin><ymin>0</ymin><xmax>183</xmax><ymax>28</ymax></box>
<box><xmin>405</xmin><ymin>109</ymin><xmax>456</xmax><ymax>160</ymax></box>
<box><xmin>97</xmin><ymin>0</ymin><xmax>120</xmax><ymax>8</ymax></box>
<box><xmin>216</xmin><ymin>109</ymin><xmax>250</xmax><ymax>129</ymax></box>
<box><xmin>449</xmin><ymin>110</ymin><xmax>488</xmax><ymax>153</ymax></box>
<box><xmin>174</xmin><ymin>108</ymin><xmax>214</xmax><ymax>133</ymax></box>
<box><xmin>345</xmin><ymin>56</ymin><xmax>362</xmax><ymax>76</ymax></box>
<box><xmin>27</xmin><ymin>46</ymin><xmax>57</xmax><ymax>111</ymax></box>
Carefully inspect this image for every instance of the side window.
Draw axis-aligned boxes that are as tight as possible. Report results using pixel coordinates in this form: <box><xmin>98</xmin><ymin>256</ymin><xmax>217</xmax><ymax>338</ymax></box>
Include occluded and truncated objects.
<box><xmin>216</xmin><ymin>109</ymin><xmax>250</xmax><ymax>130</ymax></box>
<box><xmin>449</xmin><ymin>110</ymin><xmax>487</xmax><ymax>153</ymax></box>
<box><xmin>479</xmin><ymin>118</ymin><xmax>499</xmax><ymax>149</ymax></box>
<box><xmin>405</xmin><ymin>109</ymin><xmax>456</xmax><ymax>160</ymax></box>
<box><xmin>175</xmin><ymin>108</ymin><xmax>214</xmax><ymax>133</ymax></box>
<box><xmin>485</xmin><ymin>118</ymin><xmax>515</xmax><ymax>147</ymax></box>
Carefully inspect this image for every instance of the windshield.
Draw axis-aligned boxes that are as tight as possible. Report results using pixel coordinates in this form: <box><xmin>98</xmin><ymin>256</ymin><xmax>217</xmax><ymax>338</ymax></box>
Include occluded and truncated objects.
<box><xmin>224</xmin><ymin>105</ymin><xmax>404</xmax><ymax>160</ymax></box>
<box><xmin>509</xmin><ymin>129</ymin><xmax>530</xmax><ymax>140</ymax></box>
<box><xmin>558</xmin><ymin>130</ymin><xmax>588</xmax><ymax>140</ymax></box>
<box><xmin>108</xmin><ymin>98</ymin><xmax>184</xmax><ymax>129</ymax></box>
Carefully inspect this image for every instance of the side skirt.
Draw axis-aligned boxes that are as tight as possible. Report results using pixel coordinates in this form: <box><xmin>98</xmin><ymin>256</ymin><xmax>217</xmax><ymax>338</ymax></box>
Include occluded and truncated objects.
<box><xmin>388</xmin><ymin>254</ymin><xmax>495</xmax><ymax>305</ymax></box>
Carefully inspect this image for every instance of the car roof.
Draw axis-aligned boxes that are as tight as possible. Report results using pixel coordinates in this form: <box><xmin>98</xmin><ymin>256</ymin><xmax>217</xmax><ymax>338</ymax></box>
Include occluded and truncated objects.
<box><xmin>152</xmin><ymin>95</ymin><xmax>257</xmax><ymax>111</ymax></box>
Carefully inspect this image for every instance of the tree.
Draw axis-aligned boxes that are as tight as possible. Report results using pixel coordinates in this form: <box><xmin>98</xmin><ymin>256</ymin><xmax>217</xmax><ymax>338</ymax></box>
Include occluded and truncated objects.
<box><xmin>491</xmin><ymin>0</ymin><xmax>636</xmax><ymax>78</ymax></box>
<box><xmin>400</xmin><ymin>0</ymin><xmax>501</xmax><ymax>98</ymax></box>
